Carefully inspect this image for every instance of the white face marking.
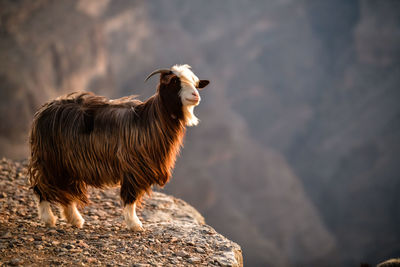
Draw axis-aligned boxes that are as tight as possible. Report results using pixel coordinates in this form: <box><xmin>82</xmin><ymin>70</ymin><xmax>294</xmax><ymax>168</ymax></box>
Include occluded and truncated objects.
<box><xmin>123</xmin><ymin>202</ymin><xmax>143</xmax><ymax>231</ymax></box>
<box><xmin>171</xmin><ymin>64</ymin><xmax>201</xmax><ymax>126</ymax></box>
<box><xmin>38</xmin><ymin>201</ymin><xmax>57</xmax><ymax>227</ymax></box>
<box><xmin>62</xmin><ymin>202</ymin><xmax>85</xmax><ymax>228</ymax></box>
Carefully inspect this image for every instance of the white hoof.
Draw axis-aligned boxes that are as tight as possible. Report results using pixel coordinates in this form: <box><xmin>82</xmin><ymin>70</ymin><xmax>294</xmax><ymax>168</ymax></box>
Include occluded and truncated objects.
<box><xmin>126</xmin><ymin>218</ymin><xmax>144</xmax><ymax>231</ymax></box>
<box><xmin>62</xmin><ymin>203</ymin><xmax>85</xmax><ymax>228</ymax></box>
<box><xmin>123</xmin><ymin>202</ymin><xmax>144</xmax><ymax>231</ymax></box>
<box><xmin>38</xmin><ymin>201</ymin><xmax>57</xmax><ymax>227</ymax></box>
<box><xmin>70</xmin><ymin>216</ymin><xmax>85</xmax><ymax>228</ymax></box>
<box><xmin>42</xmin><ymin>214</ymin><xmax>57</xmax><ymax>227</ymax></box>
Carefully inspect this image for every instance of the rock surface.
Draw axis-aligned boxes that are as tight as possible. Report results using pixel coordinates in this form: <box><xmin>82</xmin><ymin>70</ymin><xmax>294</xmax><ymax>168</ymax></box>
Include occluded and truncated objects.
<box><xmin>0</xmin><ymin>158</ymin><xmax>243</xmax><ymax>266</ymax></box>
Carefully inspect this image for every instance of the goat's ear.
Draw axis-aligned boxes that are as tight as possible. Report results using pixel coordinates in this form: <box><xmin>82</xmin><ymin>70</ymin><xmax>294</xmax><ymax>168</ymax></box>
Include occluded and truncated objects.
<box><xmin>198</xmin><ymin>80</ymin><xmax>210</xmax><ymax>89</ymax></box>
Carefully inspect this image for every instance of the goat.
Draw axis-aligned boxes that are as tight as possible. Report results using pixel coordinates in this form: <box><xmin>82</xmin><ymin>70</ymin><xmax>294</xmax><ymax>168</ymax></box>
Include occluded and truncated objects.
<box><xmin>28</xmin><ymin>64</ymin><xmax>209</xmax><ymax>230</ymax></box>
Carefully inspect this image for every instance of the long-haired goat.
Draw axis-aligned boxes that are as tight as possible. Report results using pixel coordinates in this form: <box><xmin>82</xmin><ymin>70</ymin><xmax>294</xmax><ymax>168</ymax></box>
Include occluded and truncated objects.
<box><xmin>28</xmin><ymin>64</ymin><xmax>209</xmax><ymax>231</ymax></box>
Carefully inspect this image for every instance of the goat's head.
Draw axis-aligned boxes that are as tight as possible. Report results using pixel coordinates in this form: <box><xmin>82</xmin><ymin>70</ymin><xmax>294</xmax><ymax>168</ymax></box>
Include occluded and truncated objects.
<box><xmin>145</xmin><ymin>64</ymin><xmax>209</xmax><ymax>126</ymax></box>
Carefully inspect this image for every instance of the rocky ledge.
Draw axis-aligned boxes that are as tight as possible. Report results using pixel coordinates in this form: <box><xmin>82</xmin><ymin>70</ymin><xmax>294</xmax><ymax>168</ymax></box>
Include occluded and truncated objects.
<box><xmin>0</xmin><ymin>158</ymin><xmax>242</xmax><ymax>266</ymax></box>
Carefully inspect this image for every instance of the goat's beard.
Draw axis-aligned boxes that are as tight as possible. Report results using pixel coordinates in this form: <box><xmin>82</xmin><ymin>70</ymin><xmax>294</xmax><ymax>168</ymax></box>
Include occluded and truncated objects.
<box><xmin>183</xmin><ymin>105</ymin><xmax>199</xmax><ymax>126</ymax></box>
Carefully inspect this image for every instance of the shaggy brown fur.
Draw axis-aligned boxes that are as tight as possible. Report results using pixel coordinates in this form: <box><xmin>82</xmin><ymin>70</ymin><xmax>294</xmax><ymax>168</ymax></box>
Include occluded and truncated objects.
<box><xmin>28</xmin><ymin>72</ymin><xmax>188</xmax><ymax>207</ymax></box>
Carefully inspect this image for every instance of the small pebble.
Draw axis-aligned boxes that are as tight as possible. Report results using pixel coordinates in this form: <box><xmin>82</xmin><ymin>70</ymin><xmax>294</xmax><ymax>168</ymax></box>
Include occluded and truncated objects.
<box><xmin>195</xmin><ymin>247</ymin><xmax>205</xmax><ymax>253</ymax></box>
<box><xmin>8</xmin><ymin>258</ymin><xmax>22</xmax><ymax>266</ymax></box>
<box><xmin>188</xmin><ymin>256</ymin><xmax>202</xmax><ymax>264</ymax></box>
<box><xmin>1</xmin><ymin>231</ymin><xmax>11</xmax><ymax>239</ymax></box>
<box><xmin>175</xmin><ymin>250</ymin><xmax>189</xmax><ymax>258</ymax></box>
<box><xmin>64</xmin><ymin>244</ymin><xmax>75</xmax><ymax>250</ymax></box>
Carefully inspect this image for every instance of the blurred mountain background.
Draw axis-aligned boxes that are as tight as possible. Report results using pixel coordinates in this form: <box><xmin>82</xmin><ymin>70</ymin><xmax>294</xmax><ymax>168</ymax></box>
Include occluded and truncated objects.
<box><xmin>1</xmin><ymin>0</ymin><xmax>399</xmax><ymax>266</ymax></box>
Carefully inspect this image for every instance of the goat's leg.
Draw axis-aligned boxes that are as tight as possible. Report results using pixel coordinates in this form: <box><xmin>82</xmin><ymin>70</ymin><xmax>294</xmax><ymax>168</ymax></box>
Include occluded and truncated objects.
<box><xmin>37</xmin><ymin>201</ymin><xmax>57</xmax><ymax>227</ymax></box>
<box><xmin>123</xmin><ymin>201</ymin><xmax>143</xmax><ymax>231</ymax></box>
<box><xmin>120</xmin><ymin>177</ymin><xmax>143</xmax><ymax>231</ymax></box>
<box><xmin>34</xmin><ymin>186</ymin><xmax>57</xmax><ymax>227</ymax></box>
<box><xmin>61</xmin><ymin>202</ymin><xmax>85</xmax><ymax>228</ymax></box>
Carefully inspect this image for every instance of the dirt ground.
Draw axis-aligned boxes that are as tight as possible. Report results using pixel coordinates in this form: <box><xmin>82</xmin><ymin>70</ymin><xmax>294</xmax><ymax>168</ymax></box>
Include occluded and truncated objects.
<box><xmin>0</xmin><ymin>158</ymin><xmax>242</xmax><ymax>266</ymax></box>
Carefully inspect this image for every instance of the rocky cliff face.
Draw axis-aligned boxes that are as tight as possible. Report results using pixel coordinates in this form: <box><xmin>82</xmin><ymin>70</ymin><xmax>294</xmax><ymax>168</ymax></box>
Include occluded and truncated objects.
<box><xmin>0</xmin><ymin>158</ymin><xmax>242</xmax><ymax>266</ymax></box>
<box><xmin>0</xmin><ymin>0</ymin><xmax>399</xmax><ymax>266</ymax></box>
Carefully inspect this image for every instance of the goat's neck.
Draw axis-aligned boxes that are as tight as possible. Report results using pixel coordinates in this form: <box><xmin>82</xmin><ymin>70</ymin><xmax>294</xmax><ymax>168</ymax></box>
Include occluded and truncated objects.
<box><xmin>151</xmin><ymin>94</ymin><xmax>182</xmax><ymax>125</ymax></box>
<box><xmin>139</xmin><ymin>94</ymin><xmax>185</xmax><ymax>185</ymax></box>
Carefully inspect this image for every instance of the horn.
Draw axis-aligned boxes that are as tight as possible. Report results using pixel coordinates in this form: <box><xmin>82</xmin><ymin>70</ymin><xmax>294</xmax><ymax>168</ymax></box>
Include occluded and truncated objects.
<box><xmin>144</xmin><ymin>68</ymin><xmax>171</xmax><ymax>82</ymax></box>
